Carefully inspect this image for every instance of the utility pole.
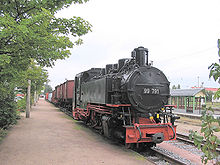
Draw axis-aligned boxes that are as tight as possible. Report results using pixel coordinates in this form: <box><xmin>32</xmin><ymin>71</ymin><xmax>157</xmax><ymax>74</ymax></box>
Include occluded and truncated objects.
<box><xmin>26</xmin><ymin>79</ymin><xmax>31</xmax><ymax>118</ymax></box>
<box><xmin>197</xmin><ymin>76</ymin><xmax>200</xmax><ymax>87</ymax></box>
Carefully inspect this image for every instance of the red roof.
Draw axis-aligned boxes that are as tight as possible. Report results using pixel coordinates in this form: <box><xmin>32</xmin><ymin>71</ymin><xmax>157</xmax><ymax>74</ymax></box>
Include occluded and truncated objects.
<box><xmin>205</xmin><ymin>88</ymin><xmax>219</xmax><ymax>92</ymax></box>
<box><xmin>16</xmin><ymin>93</ymin><xmax>24</xmax><ymax>97</ymax></box>
<box><xmin>191</xmin><ymin>87</ymin><xmax>218</xmax><ymax>92</ymax></box>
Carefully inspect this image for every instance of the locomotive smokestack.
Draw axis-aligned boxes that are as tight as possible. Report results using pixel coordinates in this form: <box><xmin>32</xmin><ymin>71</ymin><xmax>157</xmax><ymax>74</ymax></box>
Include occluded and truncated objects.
<box><xmin>132</xmin><ymin>46</ymin><xmax>148</xmax><ymax>66</ymax></box>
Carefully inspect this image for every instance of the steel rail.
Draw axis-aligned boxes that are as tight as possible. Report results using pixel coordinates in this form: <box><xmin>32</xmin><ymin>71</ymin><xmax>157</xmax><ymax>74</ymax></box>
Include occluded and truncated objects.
<box><xmin>149</xmin><ymin>147</ymin><xmax>187</xmax><ymax>165</ymax></box>
<box><xmin>176</xmin><ymin>133</ymin><xmax>220</xmax><ymax>153</ymax></box>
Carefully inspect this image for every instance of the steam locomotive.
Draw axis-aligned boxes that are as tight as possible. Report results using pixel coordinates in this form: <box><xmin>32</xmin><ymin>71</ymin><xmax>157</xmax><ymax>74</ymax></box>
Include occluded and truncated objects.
<box><xmin>48</xmin><ymin>46</ymin><xmax>179</xmax><ymax>149</ymax></box>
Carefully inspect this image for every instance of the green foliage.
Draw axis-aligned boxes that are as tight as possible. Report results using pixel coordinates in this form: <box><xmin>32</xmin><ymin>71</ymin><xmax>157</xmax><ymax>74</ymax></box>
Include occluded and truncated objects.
<box><xmin>0</xmin><ymin>0</ymin><xmax>91</xmax><ymax>129</ymax></box>
<box><xmin>209</xmin><ymin>63</ymin><xmax>220</xmax><ymax>84</ymax></box>
<box><xmin>44</xmin><ymin>84</ymin><xmax>53</xmax><ymax>94</ymax></box>
<box><xmin>0</xmin><ymin>0</ymin><xmax>92</xmax><ymax>69</ymax></box>
<box><xmin>17</xmin><ymin>61</ymin><xmax>49</xmax><ymax>95</ymax></box>
<box><xmin>0</xmin><ymin>128</ymin><xmax>8</xmax><ymax>143</ymax></box>
<box><xmin>189</xmin><ymin>40</ymin><xmax>220</xmax><ymax>164</ymax></box>
<box><xmin>189</xmin><ymin>108</ymin><xmax>220</xmax><ymax>164</ymax></box>
<box><xmin>205</xmin><ymin>91</ymin><xmax>214</xmax><ymax>102</ymax></box>
<box><xmin>17</xmin><ymin>97</ymin><xmax>26</xmax><ymax>112</ymax></box>
<box><xmin>172</xmin><ymin>84</ymin><xmax>181</xmax><ymax>89</ymax></box>
<box><xmin>0</xmin><ymin>83</ymin><xmax>18</xmax><ymax>129</ymax></box>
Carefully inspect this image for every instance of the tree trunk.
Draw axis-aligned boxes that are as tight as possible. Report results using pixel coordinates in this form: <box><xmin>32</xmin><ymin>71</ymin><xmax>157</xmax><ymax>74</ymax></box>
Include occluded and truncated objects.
<box><xmin>34</xmin><ymin>90</ymin><xmax>37</xmax><ymax>106</ymax></box>
<box><xmin>26</xmin><ymin>80</ymin><xmax>31</xmax><ymax>118</ymax></box>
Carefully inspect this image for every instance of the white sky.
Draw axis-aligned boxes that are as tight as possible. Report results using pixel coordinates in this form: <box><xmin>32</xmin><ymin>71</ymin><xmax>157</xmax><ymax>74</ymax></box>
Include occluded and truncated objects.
<box><xmin>47</xmin><ymin>0</ymin><xmax>220</xmax><ymax>89</ymax></box>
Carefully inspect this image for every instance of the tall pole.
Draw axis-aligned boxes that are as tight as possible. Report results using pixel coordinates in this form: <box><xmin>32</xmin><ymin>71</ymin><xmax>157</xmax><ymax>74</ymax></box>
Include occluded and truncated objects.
<box><xmin>197</xmin><ymin>76</ymin><xmax>200</xmax><ymax>87</ymax></box>
<box><xmin>26</xmin><ymin>79</ymin><xmax>31</xmax><ymax>118</ymax></box>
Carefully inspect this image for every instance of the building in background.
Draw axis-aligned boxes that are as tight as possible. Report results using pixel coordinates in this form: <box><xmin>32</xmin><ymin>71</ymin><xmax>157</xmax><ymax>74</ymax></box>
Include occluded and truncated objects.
<box><xmin>170</xmin><ymin>88</ymin><xmax>206</xmax><ymax>113</ymax></box>
<box><xmin>192</xmin><ymin>87</ymin><xmax>219</xmax><ymax>103</ymax></box>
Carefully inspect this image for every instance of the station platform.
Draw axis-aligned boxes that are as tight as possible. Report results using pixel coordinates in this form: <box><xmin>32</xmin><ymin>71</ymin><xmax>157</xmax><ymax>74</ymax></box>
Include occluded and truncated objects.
<box><xmin>173</xmin><ymin>108</ymin><xmax>220</xmax><ymax>119</ymax></box>
<box><xmin>0</xmin><ymin>99</ymin><xmax>152</xmax><ymax>165</ymax></box>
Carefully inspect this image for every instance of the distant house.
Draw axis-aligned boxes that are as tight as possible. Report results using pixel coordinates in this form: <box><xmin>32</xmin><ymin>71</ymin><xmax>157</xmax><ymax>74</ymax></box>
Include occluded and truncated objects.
<box><xmin>170</xmin><ymin>88</ymin><xmax>206</xmax><ymax>112</ymax></box>
<box><xmin>205</xmin><ymin>88</ymin><xmax>220</xmax><ymax>103</ymax></box>
<box><xmin>192</xmin><ymin>87</ymin><xmax>219</xmax><ymax>103</ymax></box>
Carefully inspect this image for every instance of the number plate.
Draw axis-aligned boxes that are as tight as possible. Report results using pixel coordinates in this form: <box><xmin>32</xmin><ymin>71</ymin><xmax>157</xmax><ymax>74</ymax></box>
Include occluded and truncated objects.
<box><xmin>143</xmin><ymin>88</ymin><xmax>160</xmax><ymax>94</ymax></box>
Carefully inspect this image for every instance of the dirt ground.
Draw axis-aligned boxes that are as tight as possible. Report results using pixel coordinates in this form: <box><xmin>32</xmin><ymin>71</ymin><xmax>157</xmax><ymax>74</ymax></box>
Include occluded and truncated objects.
<box><xmin>0</xmin><ymin>99</ymin><xmax>152</xmax><ymax>165</ymax></box>
<box><xmin>158</xmin><ymin>117</ymin><xmax>219</xmax><ymax>165</ymax></box>
<box><xmin>175</xmin><ymin>116</ymin><xmax>220</xmax><ymax>139</ymax></box>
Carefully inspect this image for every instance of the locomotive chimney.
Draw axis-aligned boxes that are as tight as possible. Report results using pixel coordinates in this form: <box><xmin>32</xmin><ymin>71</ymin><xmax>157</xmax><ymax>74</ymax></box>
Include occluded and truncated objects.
<box><xmin>132</xmin><ymin>46</ymin><xmax>148</xmax><ymax>66</ymax></box>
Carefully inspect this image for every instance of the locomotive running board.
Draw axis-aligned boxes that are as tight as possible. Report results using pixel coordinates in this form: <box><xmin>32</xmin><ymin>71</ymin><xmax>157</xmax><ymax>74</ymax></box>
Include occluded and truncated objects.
<box><xmin>106</xmin><ymin>104</ymin><xmax>131</xmax><ymax>107</ymax></box>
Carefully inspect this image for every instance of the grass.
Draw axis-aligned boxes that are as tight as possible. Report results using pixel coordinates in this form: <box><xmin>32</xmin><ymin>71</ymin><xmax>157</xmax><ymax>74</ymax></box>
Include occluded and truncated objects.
<box><xmin>176</xmin><ymin>114</ymin><xmax>219</xmax><ymax>127</ymax></box>
<box><xmin>73</xmin><ymin>122</ymin><xmax>85</xmax><ymax>130</ymax></box>
<box><xmin>133</xmin><ymin>153</ymin><xmax>146</xmax><ymax>161</ymax></box>
<box><xmin>61</xmin><ymin>114</ymin><xmax>73</xmax><ymax>120</ymax></box>
<box><xmin>176</xmin><ymin>116</ymin><xmax>202</xmax><ymax>126</ymax></box>
<box><xmin>206</xmin><ymin>102</ymin><xmax>220</xmax><ymax>109</ymax></box>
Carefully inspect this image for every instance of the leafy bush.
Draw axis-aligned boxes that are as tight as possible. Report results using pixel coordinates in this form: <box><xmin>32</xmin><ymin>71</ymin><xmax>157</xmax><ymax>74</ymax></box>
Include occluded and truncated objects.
<box><xmin>0</xmin><ymin>83</ymin><xmax>19</xmax><ymax>129</ymax></box>
<box><xmin>0</xmin><ymin>128</ymin><xmax>7</xmax><ymax>143</ymax></box>
<box><xmin>17</xmin><ymin>97</ymin><xmax>26</xmax><ymax>112</ymax></box>
<box><xmin>0</xmin><ymin>96</ymin><xmax>18</xmax><ymax>129</ymax></box>
<box><xmin>189</xmin><ymin>108</ymin><xmax>220</xmax><ymax>164</ymax></box>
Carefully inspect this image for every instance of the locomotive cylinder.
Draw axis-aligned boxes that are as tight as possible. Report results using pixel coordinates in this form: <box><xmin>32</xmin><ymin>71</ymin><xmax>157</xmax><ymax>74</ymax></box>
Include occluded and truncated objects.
<box><xmin>132</xmin><ymin>46</ymin><xmax>149</xmax><ymax>66</ymax></box>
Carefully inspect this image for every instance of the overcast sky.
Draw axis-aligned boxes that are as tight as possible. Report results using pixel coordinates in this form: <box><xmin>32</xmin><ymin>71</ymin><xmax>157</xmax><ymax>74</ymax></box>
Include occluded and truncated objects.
<box><xmin>47</xmin><ymin>0</ymin><xmax>220</xmax><ymax>89</ymax></box>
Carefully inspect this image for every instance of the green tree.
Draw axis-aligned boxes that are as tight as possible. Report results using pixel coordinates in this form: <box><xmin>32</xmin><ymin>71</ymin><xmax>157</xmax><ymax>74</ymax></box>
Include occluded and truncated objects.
<box><xmin>18</xmin><ymin>61</ymin><xmax>49</xmax><ymax>96</ymax></box>
<box><xmin>209</xmin><ymin>62</ymin><xmax>220</xmax><ymax>99</ymax></box>
<box><xmin>172</xmin><ymin>85</ymin><xmax>176</xmax><ymax>89</ymax></box>
<box><xmin>0</xmin><ymin>0</ymin><xmax>92</xmax><ymax>129</ymax></box>
<box><xmin>190</xmin><ymin>40</ymin><xmax>220</xmax><ymax>164</ymax></box>
<box><xmin>0</xmin><ymin>0</ymin><xmax>91</xmax><ymax>73</ymax></box>
<box><xmin>44</xmin><ymin>84</ymin><xmax>53</xmax><ymax>94</ymax></box>
<box><xmin>0</xmin><ymin>83</ymin><xmax>18</xmax><ymax>129</ymax></box>
<box><xmin>204</xmin><ymin>90</ymin><xmax>214</xmax><ymax>102</ymax></box>
<box><xmin>171</xmin><ymin>84</ymin><xmax>180</xmax><ymax>89</ymax></box>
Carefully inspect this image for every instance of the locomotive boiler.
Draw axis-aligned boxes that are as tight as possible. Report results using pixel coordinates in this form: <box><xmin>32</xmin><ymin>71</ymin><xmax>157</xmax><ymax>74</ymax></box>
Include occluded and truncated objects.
<box><xmin>72</xmin><ymin>46</ymin><xmax>179</xmax><ymax>149</ymax></box>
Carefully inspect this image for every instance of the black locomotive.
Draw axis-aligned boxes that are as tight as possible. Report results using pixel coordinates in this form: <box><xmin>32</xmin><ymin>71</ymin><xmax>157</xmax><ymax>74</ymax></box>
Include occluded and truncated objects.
<box><xmin>74</xmin><ymin>46</ymin><xmax>170</xmax><ymax>113</ymax></box>
<box><xmin>72</xmin><ymin>46</ymin><xmax>178</xmax><ymax>148</ymax></box>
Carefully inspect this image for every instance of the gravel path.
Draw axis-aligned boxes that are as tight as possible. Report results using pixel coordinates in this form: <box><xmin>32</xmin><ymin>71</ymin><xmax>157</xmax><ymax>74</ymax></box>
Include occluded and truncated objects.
<box><xmin>0</xmin><ymin>99</ymin><xmax>151</xmax><ymax>165</ymax></box>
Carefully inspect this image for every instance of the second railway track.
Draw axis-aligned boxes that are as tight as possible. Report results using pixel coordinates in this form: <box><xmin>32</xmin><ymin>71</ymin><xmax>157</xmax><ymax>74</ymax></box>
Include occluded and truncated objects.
<box><xmin>176</xmin><ymin>132</ymin><xmax>220</xmax><ymax>153</ymax></box>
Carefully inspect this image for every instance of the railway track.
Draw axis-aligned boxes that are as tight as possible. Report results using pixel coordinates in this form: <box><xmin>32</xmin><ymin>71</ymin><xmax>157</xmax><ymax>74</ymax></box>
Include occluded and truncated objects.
<box><xmin>141</xmin><ymin>147</ymin><xmax>188</xmax><ymax>165</ymax></box>
<box><xmin>176</xmin><ymin>132</ymin><xmax>220</xmax><ymax>153</ymax></box>
<box><xmin>58</xmin><ymin>106</ymin><xmax>219</xmax><ymax>164</ymax></box>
